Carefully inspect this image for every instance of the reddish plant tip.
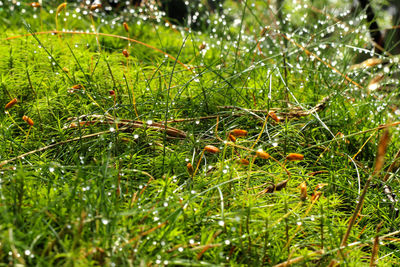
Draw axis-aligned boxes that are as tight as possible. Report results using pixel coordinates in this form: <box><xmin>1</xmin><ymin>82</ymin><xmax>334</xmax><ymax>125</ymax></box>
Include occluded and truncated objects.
<box><xmin>275</xmin><ymin>179</ymin><xmax>288</xmax><ymax>191</ymax></box>
<box><xmin>230</xmin><ymin>129</ymin><xmax>248</xmax><ymax>137</ymax></box>
<box><xmin>123</xmin><ymin>22</ymin><xmax>129</xmax><ymax>32</ymax></box>
<box><xmin>122</xmin><ymin>49</ymin><xmax>129</xmax><ymax>58</ymax></box>
<box><xmin>22</xmin><ymin>115</ymin><xmax>34</xmax><ymax>126</ymax></box>
<box><xmin>239</xmin><ymin>158</ymin><xmax>249</xmax><ymax>165</ymax></box>
<box><xmin>30</xmin><ymin>2</ymin><xmax>41</xmax><ymax>7</ymax></box>
<box><xmin>299</xmin><ymin>182</ymin><xmax>307</xmax><ymax>201</ymax></box>
<box><xmin>256</xmin><ymin>149</ymin><xmax>270</xmax><ymax>159</ymax></box>
<box><xmin>228</xmin><ymin>134</ymin><xmax>236</xmax><ymax>142</ymax></box>
<box><xmin>199</xmin><ymin>43</ymin><xmax>206</xmax><ymax>51</ymax></box>
<box><xmin>286</xmin><ymin>153</ymin><xmax>304</xmax><ymax>161</ymax></box>
<box><xmin>311</xmin><ymin>192</ymin><xmax>321</xmax><ymax>202</ymax></box>
<box><xmin>204</xmin><ymin>145</ymin><xmax>220</xmax><ymax>154</ymax></box>
<box><xmin>56</xmin><ymin>2</ymin><xmax>67</xmax><ymax>15</ymax></box>
<box><xmin>268</xmin><ymin>111</ymin><xmax>280</xmax><ymax>123</ymax></box>
<box><xmin>69</xmin><ymin>84</ymin><xmax>84</xmax><ymax>93</ymax></box>
<box><xmin>109</xmin><ymin>90</ymin><xmax>115</xmax><ymax>96</ymax></box>
<box><xmin>71</xmin><ymin>84</ymin><xmax>83</xmax><ymax>90</ymax></box>
<box><xmin>187</xmin><ymin>163</ymin><xmax>194</xmax><ymax>175</ymax></box>
<box><xmin>5</xmin><ymin>98</ymin><xmax>18</xmax><ymax>110</ymax></box>
<box><xmin>90</xmin><ymin>4</ymin><xmax>102</xmax><ymax>11</ymax></box>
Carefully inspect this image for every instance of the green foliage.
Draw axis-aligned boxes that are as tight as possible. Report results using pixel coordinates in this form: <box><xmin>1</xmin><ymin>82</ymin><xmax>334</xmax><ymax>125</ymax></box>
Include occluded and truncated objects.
<box><xmin>0</xmin><ymin>0</ymin><xmax>400</xmax><ymax>266</ymax></box>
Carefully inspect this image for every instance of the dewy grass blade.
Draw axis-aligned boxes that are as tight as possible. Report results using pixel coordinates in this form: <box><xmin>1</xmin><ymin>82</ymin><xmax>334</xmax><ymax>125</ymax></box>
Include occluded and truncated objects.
<box><xmin>161</xmin><ymin>35</ymin><xmax>189</xmax><ymax>175</ymax></box>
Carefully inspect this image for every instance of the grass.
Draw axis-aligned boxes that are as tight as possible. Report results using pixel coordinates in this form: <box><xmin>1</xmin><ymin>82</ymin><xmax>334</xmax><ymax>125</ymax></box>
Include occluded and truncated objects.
<box><xmin>1</xmin><ymin>0</ymin><xmax>400</xmax><ymax>265</ymax></box>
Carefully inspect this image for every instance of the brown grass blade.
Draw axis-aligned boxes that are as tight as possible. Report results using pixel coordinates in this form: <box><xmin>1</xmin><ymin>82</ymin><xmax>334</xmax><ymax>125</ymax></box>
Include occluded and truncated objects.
<box><xmin>370</xmin><ymin>221</ymin><xmax>383</xmax><ymax>266</ymax></box>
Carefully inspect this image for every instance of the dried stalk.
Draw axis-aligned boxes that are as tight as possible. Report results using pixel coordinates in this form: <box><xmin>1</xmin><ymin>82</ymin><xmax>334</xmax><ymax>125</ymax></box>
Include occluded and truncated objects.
<box><xmin>339</xmin><ymin>130</ymin><xmax>390</xmax><ymax>251</ymax></box>
<box><xmin>66</xmin><ymin>114</ymin><xmax>186</xmax><ymax>139</ymax></box>
<box><xmin>370</xmin><ymin>221</ymin><xmax>383</xmax><ymax>266</ymax></box>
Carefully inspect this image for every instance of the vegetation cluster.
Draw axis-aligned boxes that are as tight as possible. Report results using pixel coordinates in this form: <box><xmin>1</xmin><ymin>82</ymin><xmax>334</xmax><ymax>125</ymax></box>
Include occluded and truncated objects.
<box><xmin>0</xmin><ymin>0</ymin><xmax>400</xmax><ymax>265</ymax></box>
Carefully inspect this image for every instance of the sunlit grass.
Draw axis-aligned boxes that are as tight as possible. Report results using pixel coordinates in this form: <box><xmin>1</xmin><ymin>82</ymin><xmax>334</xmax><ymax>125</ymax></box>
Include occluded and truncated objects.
<box><xmin>0</xmin><ymin>0</ymin><xmax>400</xmax><ymax>266</ymax></box>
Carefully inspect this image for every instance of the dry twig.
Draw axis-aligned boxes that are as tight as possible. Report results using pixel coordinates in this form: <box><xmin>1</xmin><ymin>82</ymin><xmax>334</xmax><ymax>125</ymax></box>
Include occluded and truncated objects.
<box><xmin>65</xmin><ymin>114</ymin><xmax>187</xmax><ymax>139</ymax></box>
